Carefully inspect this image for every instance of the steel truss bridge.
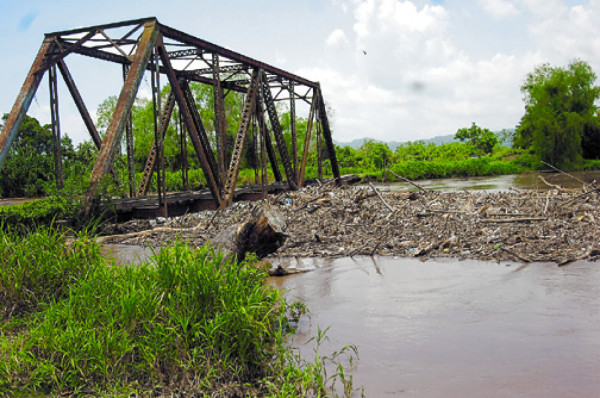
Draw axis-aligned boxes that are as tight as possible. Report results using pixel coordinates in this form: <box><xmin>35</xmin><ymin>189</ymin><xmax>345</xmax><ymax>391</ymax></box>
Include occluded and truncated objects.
<box><xmin>0</xmin><ymin>17</ymin><xmax>340</xmax><ymax>217</ymax></box>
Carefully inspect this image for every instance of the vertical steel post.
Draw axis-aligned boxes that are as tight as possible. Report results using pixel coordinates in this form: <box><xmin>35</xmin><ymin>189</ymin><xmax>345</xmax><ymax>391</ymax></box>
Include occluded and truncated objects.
<box><xmin>122</xmin><ymin>64</ymin><xmax>137</xmax><ymax>198</ymax></box>
<box><xmin>260</xmin><ymin>110</ymin><xmax>267</xmax><ymax>197</ymax></box>
<box><xmin>212</xmin><ymin>53</ymin><xmax>227</xmax><ymax>189</ymax></box>
<box><xmin>179</xmin><ymin>110</ymin><xmax>189</xmax><ymax>191</ymax></box>
<box><xmin>252</xmin><ymin>112</ymin><xmax>259</xmax><ymax>184</ymax></box>
<box><xmin>298</xmin><ymin>88</ymin><xmax>318</xmax><ymax>187</ymax></box>
<box><xmin>85</xmin><ymin>21</ymin><xmax>159</xmax><ymax>213</ymax></box>
<box><xmin>48</xmin><ymin>64</ymin><xmax>64</xmax><ymax>189</ymax></box>
<box><xmin>289</xmin><ymin>81</ymin><xmax>298</xmax><ymax>181</ymax></box>
<box><xmin>151</xmin><ymin>48</ymin><xmax>167</xmax><ymax>217</ymax></box>
<box><xmin>0</xmin><ymin>38</ymin><xmax>53</xmax><ymax>170</ymax></box>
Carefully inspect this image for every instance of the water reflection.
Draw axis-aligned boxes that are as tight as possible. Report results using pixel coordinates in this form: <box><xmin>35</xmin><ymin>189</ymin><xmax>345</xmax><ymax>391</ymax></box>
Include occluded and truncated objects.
<box><xmin>271</xmin><ymin>257</ymin><xmax>600</xmax><ymax>397</ymax></box>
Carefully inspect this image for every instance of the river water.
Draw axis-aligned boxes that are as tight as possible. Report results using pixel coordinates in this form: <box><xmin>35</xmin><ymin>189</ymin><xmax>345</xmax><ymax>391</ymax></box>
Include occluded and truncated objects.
<box><xmin>373</xmin><ymin>170</ymin><xmax>600</xmax><ymax>192</ymax></box>
<box><xmin>270</xmin><ymin>257</ymin><xmax>600</xmax><ymax>397</ymax></box>
<box><xmin>101</xmin><ymin>172</ymin><xmax>600</xmax><ymax>397</ymax></box>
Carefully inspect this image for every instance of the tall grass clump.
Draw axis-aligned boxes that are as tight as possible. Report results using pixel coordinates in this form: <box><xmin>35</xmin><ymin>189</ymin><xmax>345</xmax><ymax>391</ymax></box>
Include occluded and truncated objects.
<box><xmin>0</xmin><ymin>227</ymin><xmax>100</xmax><ymax>318</ymax></box>
<box><xmin>0</xmin><ymin>237</ymin><xmax>358</xmax><ymax>396</ymax></box>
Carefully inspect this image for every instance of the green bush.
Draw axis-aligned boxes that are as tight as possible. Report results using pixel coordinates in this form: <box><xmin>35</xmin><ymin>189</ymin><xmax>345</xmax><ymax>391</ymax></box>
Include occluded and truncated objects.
<box><xmin>0</xmin><ymin>228</ymin><xmax>100</xmax><ymax>318</ymax></box>
<box><xmin>0</xmin><ymin>237</ymin><xmax>357</xmax><ymax>396</ymax></box>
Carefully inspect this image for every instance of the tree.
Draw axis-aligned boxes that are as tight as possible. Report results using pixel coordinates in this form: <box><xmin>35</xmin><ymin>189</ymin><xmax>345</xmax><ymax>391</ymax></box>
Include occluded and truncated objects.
<box><xmin>454</xmin><ymin>123</ymin><xmax>498</xmax><ymax>154</ymax></box>
<box><xmin>359</xmin><ymin>140</ymin><xmax>392</xmax><ymax>170</ymax></box>
<box><xmin>514</xmin><ymin>60</ymin><xmax>600</xmax><ymax>169</ymax></box>
<box><xmin>0</xmin><ymin>115</ymin><xmax>56</xmax><ymax>197</ymax></box>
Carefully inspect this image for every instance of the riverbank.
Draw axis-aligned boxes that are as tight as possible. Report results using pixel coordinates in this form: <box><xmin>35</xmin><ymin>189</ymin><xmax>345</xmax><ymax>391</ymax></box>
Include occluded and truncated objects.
<box><xmin>0</xmin><ymin>228</ymin><xmax>356</xmax><ymax>396</ymax></box>
<box><xmin>101</xmin><ymin>181</ymin><xmax>600</xmax><ymax>267</ymax></box>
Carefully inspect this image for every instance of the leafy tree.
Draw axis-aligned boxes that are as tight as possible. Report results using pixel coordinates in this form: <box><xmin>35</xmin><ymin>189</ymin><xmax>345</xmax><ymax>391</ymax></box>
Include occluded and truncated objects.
<box><xmin>454</xmin><ymin>123</ymin><xmax>498</xmax><ymax>154</ymax></box>
<box><xmin>359</xmin><ymin>140</ymin><xmax>392</xmax><ymax>170</ymax></box>
<box><xmin>514</xmin><ymin>60</ymin><xmax>600</xmax><ymax>169</ymax></box>
<box><xmin>0</xmin><ymin>115</ymin><xmax>55</xmax><ymax>197</ymax></box>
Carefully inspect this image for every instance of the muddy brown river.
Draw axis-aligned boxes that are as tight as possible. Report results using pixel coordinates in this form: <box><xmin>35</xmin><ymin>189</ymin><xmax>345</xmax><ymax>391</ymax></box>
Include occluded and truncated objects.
<box><xmin>100</xmin><ymin>171</ymin><xmax>600</xmax><ymax>396</ymax></box>
<box><xmin>374</xmin><ymin>170</ymin><xmax>600</xmax><ymax>192</ymax></box>
<box><xmin>269</xmin><ymin>256</ymin><xmax>600</xmax><ymax>397</ymax></box>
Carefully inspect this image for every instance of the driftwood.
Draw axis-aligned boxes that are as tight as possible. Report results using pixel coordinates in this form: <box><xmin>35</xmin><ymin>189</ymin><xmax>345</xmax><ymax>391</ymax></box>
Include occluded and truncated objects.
<box><xmin>541</xmin><ymin>161</ymin><xmax>593</xmax><ymax>189</ymax></box>
<box><xmin>369</xmin><ymin>182</ymin><xmax>395</xmax><ymax>213</ymax></box>
<box><xmin>102</xmin><ymin>180</ymin><xmax>600</xmax><ymax>267</ymax></box>
<box><xmin>558</xmin><ymin>248</ymin><xmax>600</xmax><ymax>267</ymax></box>
<box><xmin>538</xmin><ymin>175</ymin><xmax>566</xmax><ymax>191</ymax></box>
<box><xmin>385</xmin><ymin>169</ymin><xmax>428</xmax><ymax>192</ymax></box>
<box><xmin>100</xmin><ymin>204</ymin><xmax>287</xmax><ymax>264</ymax></box>
<box><xmin>480</xmin><ymin>217</ymin><xmax>547</xmax><ymax>223</ymax></box>
<box><xmin>500</xmin><ymin>247</ymin><xmax>530</xmax><ymax>263</ymax></box>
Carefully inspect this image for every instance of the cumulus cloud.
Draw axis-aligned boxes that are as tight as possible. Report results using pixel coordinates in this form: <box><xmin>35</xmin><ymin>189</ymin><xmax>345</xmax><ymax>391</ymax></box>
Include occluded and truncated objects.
<box><xmin>326</xmin><ymin>28</ymin><xmax>350</xmax><ymax>48</ymax></box>
<box><xmin>524</xmin><ymin>1</ymin><xmax>600</xmax><ymax>65</ymax></box>
<box><xmin>315</xmin><ymin>0</ymin><xmax>543</xmax><ymax>141</ymax></box>
<box><xmin>478</xmin><ymin>0</ymin><xmax>519</xmax><ymax>19</ymax></box>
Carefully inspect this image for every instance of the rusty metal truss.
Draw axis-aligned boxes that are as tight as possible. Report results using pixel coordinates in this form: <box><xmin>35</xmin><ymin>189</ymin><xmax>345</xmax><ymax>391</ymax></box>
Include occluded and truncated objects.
<box><xmin>0</xmin><ymin>17</ymin><xmax>340</xmax><ymax>216</ymax></box>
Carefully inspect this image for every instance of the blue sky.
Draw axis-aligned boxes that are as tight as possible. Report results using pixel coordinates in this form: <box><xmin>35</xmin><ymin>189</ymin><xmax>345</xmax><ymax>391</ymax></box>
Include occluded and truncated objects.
<box><xmin>1</xmin><ymin>0</ymin><xmax>598</xmax><ymax>144</ymax></box>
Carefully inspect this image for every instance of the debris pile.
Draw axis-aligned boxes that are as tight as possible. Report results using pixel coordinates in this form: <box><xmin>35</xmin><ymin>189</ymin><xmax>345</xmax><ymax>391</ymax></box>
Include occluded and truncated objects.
<box><xmin>101</xmin><ymin>183</ymin><xmax>600</xmax><ymax>266</ymax></box>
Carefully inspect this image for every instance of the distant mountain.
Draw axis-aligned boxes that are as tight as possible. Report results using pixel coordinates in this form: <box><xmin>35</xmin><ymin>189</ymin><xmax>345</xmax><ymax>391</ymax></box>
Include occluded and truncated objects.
<box><xmin>333</xmin><ymin>130</ymin><xmax>515</xmax><ymax>150</ymax></box>
<box><xmin>333</xmin><ymin>134</ymin><xmax>457</xmax><ymax>150</ymax></box>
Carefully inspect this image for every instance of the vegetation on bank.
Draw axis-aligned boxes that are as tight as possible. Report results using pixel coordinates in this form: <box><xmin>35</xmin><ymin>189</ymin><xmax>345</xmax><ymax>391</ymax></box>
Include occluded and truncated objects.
<box><xmin>2</xmin><ymin>60</ymin><xmax>600</xmax><ymax>199</ymax></box>
<box><xmin>0</xmin><ymin>228</ymin><xmax>358</xmax><ymax>396</ymax></box>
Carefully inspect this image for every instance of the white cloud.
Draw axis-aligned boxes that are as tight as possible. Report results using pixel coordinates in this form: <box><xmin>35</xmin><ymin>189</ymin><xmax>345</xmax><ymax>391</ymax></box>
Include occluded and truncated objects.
<box><xmin>524</xmin><ymin>1</ymin><xmax>600</xmax><ymax>65</ymax></box>
<box><xmin>326</xmin><ymin>28</ymin><xmax>350</xmax><ymax>48</ymax></box>
<box><xmin>317</xmin><ymin>0</ymin><xmax>539</xmax><ymax>141</ymax></box>
<box><xmin>478</xmin><ymin>0</ymin><xmax>519</xmax><ymax>19</ymax></box>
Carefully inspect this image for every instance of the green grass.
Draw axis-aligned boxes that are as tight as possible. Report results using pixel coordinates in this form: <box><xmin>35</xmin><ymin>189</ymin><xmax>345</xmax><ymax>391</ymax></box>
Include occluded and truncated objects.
<box><xmin>0</xmin><ymin>228</ymin><xmax>358</xmax><ymax>396</ymax></box>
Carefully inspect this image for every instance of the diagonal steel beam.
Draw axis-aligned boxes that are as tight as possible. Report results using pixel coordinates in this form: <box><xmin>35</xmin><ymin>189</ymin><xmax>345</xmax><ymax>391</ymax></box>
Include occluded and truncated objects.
<box><xmin>0</xmin><ymin>38</ymin><xmax>54</xmax><ymax>170</ymax></box>
<box><xmin>260</xmin><ymin>73</ymin><xmax>297</xmax><ymax>190</ymax></box>
<box><xmin>317</xmin><ymin>86</ymin><xmax>341</xmax><ymax>185</ymax></box>
<box><xmin>57</xmin><ymin>59</ymin><xmax>122</xmax><ymax>186</ymax></box>
<box><xmin>255</xmin><ymin>99</ymin><xmax>282</xmax><ymax>182</ymax></box>
<box><xmin>57</xmin><ymin>60</ymin><xmax>101</xmax><ymax>147</ymax></box>
<box><xmin>180</xmin><ymin>79</ymin><xmax>219</xmax><ymax>185</ymax></box>
<box><xmin>222</xmin><ymin>68</ymin><xmax>262</xmax><ymax>207</ymax></box>
<box><xmin>41</xmin><ymin>30</ymin><xmax>98</xmax><ymax>73</ymax></box>
<box><xmin>156</xmin><ymin>38</ymin><xmax>222</xmax><ymax>207</ymax></box>
<box><xmin>85</xmin><ymin>20</ymin><xmax>159</xmax><ymax>213</ymax></box>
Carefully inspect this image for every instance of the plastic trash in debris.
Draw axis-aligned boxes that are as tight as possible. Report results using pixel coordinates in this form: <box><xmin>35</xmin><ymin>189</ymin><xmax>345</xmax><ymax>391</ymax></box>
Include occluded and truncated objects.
<box><xmin>285</xmin><ymin>199</ymin><xmax>292</xmax><ymax>205</ymax></box>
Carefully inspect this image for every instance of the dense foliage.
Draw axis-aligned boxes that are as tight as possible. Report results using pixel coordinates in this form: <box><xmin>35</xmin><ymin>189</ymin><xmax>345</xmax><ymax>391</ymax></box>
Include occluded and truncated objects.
<box><xmin>0</xmin><ymin>230</ymin><xmax>357</xmax><ymax>396</ymax></box>
<box><xmin>515</xmin><ymin>60</ymin><xmax>600</xmax><ymax>169</ymax></box>
<box><xmin>455</xmin><ymin>122</ymin><xmax>498</xmax><ymax>154</ymax></box>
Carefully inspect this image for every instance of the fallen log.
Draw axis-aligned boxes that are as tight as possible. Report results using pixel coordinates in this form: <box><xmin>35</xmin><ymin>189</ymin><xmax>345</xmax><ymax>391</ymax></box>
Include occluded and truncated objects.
<box><xmin>212</xmin><ymin>203</ymin><xmax>288</xmax><ymax>262</ymax></box>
